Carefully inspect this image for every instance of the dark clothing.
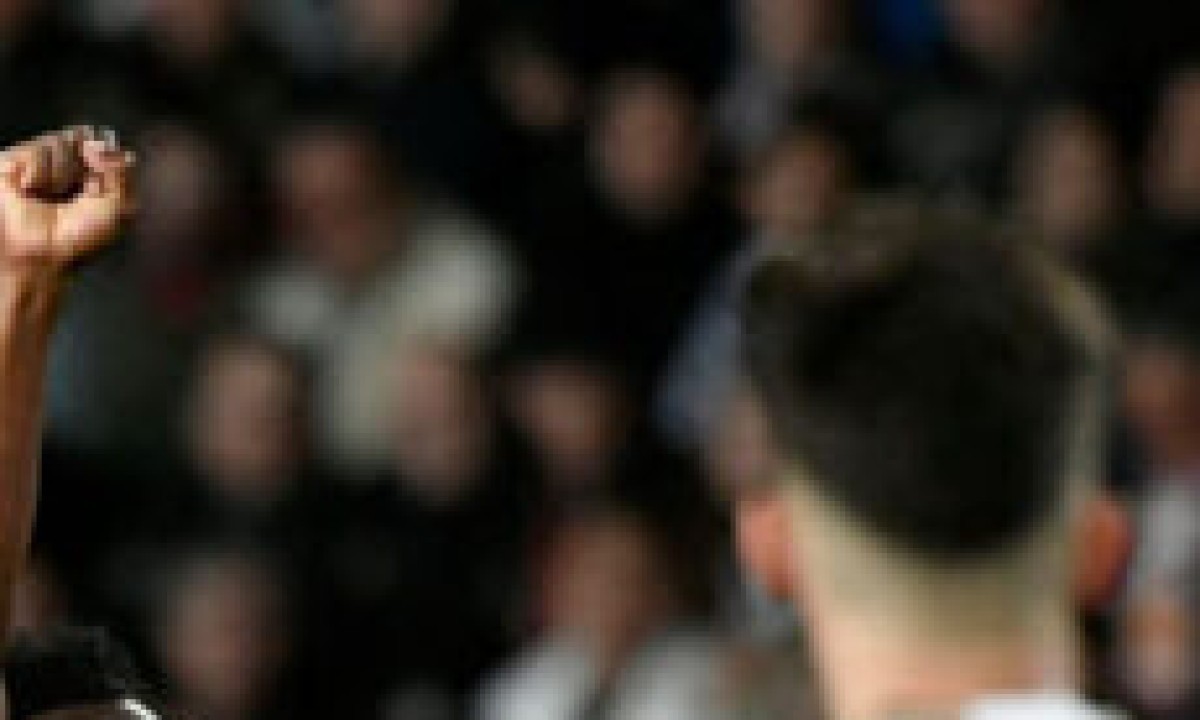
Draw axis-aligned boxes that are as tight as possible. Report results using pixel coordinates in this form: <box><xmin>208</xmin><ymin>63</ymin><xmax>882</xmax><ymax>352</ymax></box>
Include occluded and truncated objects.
<box><xmin>116</xmin><ymin>29</ymin><xmax>298</xmax><ymax>155</ymax></box>
<box><xmin>510</xmin><ymin>168</ymin><xmax>741</xmax><ymax>398</ymax></box>
<box><xmin>888</xmin><ymin>29</ymin><xmax>1085</xmax><ymax>204</ymax></box>
<box><xmin>309</xmin><ymin>440</ymin><xmax>538</xmax><ymax>719</ymax></box>
<box><xmin>0</xmin><ymin>14</ymin><xmax>137</xmax><ymax>143</ymax></box>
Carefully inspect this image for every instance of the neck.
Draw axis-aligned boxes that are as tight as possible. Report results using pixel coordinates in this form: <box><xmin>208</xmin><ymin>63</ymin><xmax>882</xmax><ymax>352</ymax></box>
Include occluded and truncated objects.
<box><xmin>812</xmin><ymin>606</ymin><xmax>1082</xmax><ymax>720</ymax></box>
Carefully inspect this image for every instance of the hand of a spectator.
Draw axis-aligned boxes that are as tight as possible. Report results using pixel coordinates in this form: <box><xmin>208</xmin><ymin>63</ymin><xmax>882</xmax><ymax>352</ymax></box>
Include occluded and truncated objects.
<box><xmin>0</xmin><ymin>127</ymin><xmax>135</xmax><ymax>278</ymax></box>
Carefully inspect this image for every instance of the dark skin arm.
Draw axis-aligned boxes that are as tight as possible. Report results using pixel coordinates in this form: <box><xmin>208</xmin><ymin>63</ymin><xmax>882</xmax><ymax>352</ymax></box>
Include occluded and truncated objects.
<box><xmin>0</xmin><ymin>128</ymin><xmax>134</xmax><ymax>643</ymax></box>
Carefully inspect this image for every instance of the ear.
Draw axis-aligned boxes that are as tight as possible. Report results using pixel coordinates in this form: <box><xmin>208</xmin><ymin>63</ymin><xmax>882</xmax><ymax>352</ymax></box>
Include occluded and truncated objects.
<box><xmin>1074</xmin><ymin>493</ymin><xmax>1133</xmax><ymax>610</ymax></box>
<box><xmin>734</xmin><ymin>489</ymin><xmax>797</xmax><ymax>601</ymax></box>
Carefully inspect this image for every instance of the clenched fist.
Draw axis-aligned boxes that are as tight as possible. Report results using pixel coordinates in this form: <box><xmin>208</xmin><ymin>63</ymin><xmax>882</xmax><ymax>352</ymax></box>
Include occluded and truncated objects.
<box><xmin>0</xmin><ymin>126</ymin><xmax>135</xmax><ymax>277</ymax></box>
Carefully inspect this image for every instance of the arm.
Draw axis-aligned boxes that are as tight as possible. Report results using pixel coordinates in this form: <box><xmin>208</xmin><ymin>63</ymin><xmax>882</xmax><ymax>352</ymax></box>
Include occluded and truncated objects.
<box><xmin>0</xmin><ymin>272</ymin><xmax>63</xmax><ymax>631</ymax></box>
<box><xmin>0</xmin><ymin>129</ymin><xmax>134</xmax><ymax>645</ymax></box>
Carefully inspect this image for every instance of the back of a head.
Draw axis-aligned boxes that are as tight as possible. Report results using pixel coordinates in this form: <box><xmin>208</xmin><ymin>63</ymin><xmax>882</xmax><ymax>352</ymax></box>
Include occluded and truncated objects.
<box><xmin>741</xmin><ymin>201</ymin><xmax>1104</xmax><ymax>563</ymax></box>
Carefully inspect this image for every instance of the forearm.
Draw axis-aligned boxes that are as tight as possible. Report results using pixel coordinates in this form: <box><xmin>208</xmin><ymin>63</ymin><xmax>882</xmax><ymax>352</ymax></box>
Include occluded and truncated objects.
<box><xmin>0</xmin><ymin>270</ymin><xmax>62</xmax><ymax>640</ymax></box>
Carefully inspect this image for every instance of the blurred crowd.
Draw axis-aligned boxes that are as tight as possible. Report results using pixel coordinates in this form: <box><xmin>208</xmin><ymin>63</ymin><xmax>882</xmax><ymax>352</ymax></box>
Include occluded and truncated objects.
<box><xmin>1</xmin><ymin>0</ymin><xmax>1198</xmax><ymax>718</ymax></box>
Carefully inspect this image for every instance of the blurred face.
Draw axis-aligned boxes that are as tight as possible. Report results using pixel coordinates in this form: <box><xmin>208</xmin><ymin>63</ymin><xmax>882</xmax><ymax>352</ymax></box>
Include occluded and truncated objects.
<box><xmin>1148</xmin><ymin>71</ymin><xmax>1200</xmax><ymax>216</ymax></box>
<box><xmin>159</xmin><ymin>561</ymin><xmax>286</xmax><ymax>717</ymax></box>
<box><xmin>1019</xmin><ymin>109</ymin><xmax>1122</xmax><ymax>252</ymax></box>
<box><xmin>512</xmin><ymin>362</ymin><xmax>627</xmax><ymax>485</ymax></box>
<box><xmin>191</xmin><ymin>341</ymin><xmax>302</xmax><ymax>499</ymax></box>
<box><xmin>547</xmin><ymin>519</ymin><xmax>674</xmax><ymax>664</ymax></box>
<box><xmin>277</xmin><ymin>128</ymin><xmax>395</xmax><ymax>284</ymax></box>
<box><xmin>943</xmin><ymin>0</ymin><xmax>1049</xmax><ymax>69</ymax></box>
<box><xmin>1121</xmin><ymin>589</ymin><xmax>1198</xmax><ymax>711</ymax></box>
<box><xmin>10</xmin><ymin>560</ymin><xmax>66</xmax><ymax>635</ymax></box>
<box><xmin>745</xmin><ymin>0</ymin><xmax>840</xmax><ymax>69</ymax></box>
<box><xmin>594</xmin><ymin>76</ymin><xmax>703</xmax><ymax>217</ymax></box>
<box><xmin>146</xmin><ymin>0</ymin><xmax>239</xmax><ymax>59</ymax></box>
<box><xmin>390</xmin><ymin>347</ymin><xmax>489</xmax><ymax>505</ymax></box>
<box><xmin>1123</xmin><ymin>341</ymin><xmax>1200</xmax><ymax>468</ymax></box>
<box><xmin>747</xmin><ymin>130</ymin><xmax>848</xmax><ymax>243</ymax></box>
<box><xmin>341</xmin><ymin>0</ymin><xmax>452</xmax><ymax>64</ymax></box>
<box><xmin>135</xmin><ymin>127</ymin><xmax>224</xmax><ymax>266</ymax></box>
<box><xmin>491</xmin><ymin>42</ymin><xmax>577</xmax><ymax>133</ymax></box>
<box><xmin>0</xmin><ymin>0</ymin><xmax>35</xmax><ymax>36</ymax></box>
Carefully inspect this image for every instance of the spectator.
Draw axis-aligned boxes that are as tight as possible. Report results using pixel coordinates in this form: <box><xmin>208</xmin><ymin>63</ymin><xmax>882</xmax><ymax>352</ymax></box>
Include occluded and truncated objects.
<box><xmin>740</xmin><ymin>112</ymin><xmax>857</xmax><ymax>246</ymax></box>
<box><xmin>506</xmin><ymin>346</ymin><xmax>708</xmax><ymax>522</ymax></box>
<box><xmin>1118</xmin><ymin>320</ymin><xmax>1200</xmax><ymax>717</ymax></box>
<box><xmin>1012</xmin><ymin>104</ymin><xmax>1129</xmax><ymax>267</ymax></box>
<box><xmin>245</xmin><ymin>119</ymin><xmax>519</xmax><ymax>467</ymax></box>
<box><xmin>153</xmin><ymin>551</ymin><xmax>297</xmax><ymax>720</ymax></box>
<box><xmin>658</xmin><ymin>111</ymin><xmax>856</xmax><ymax>447</ymax></box>
<box><xmin>311</xmin><ymin>344</ymin><xmax>532</xmax><ymax>719</ymax></box>
<box><xmin>120</xmin><ymin>0</ymin><xmax>296</xmax><ymax>154</ymax></box>
<box><xmin>486</xmin><ymin>30</ymin><xmax>580</xmax><ymax>144</ymax></box>
<box><xmin>1087</xmin><ymin>72</ymin><xmax>1200</xmax><ymax>318</ymax></box>
<box><xmin>129</xmin><ymin>332</ymin><xmax>334</xmax><ymax>558</ymax></box>
<box><xmin>72</xmin><ymin>333</ymin><xmax>337</xmax><ymax>680</ymax></box>
<box><xmin>477</xmin><ymin>509</ymin><xmax>730</xmax><ymax>720</ymax></box>
<box><xmin>504</xmin><ymin>342</ymin><xmax>720</xmax><ymax>613</ymax></box>
<box><xmin>528</xmin><ymin>0</ymin><xmax>731</xmax><ymax>92</ymax></box>
<box><xmin>716</xmin><ymin>0</ymin><xmax>884</xmax><ymax>161</ymax></box>
<box><xmin>516</xmin><ymin>69</ymin><xmax>738</xmax><ymax>396</ymax></box>
<box><xmin>478</xmin><ymin>26</ymin><xmax>584</xmax><ymax>228</ymax></box>
<box><xmin>1118</xmin><ymin>584</ymin><xmax>1200</xmax><ymax>720</ymax></box>
<box><xmin>889</xmin><ymin>0</ymin><xmax>1079</xmax><ymax>202</ymax></box>
<box><xmin>9</xmin><ymin>557</ymin><xmax>70</xmax><ymax>636</ymax></box>
<box><xmin>1123</xmin><ymin>328</ymin><xmax>1200</xmax><ymax>481</ymax></box>
<box><xmin>329</xmin><ymin>0</ymin><xmax>501</xmax><ymax>205</ymax></box>
<box><xmin>1146</xmin><ymin>66</ymin><xmax>1200</xmax><ymax>222</ymax></box>
<box><xmin>183</xmin><ymin>335</ymin><xmax>311</xmax><ymax>517</ymax></box>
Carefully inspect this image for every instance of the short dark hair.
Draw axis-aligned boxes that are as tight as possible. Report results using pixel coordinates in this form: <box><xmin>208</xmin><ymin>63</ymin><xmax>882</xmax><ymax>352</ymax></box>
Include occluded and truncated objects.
<box><xmin>741</xmin><ymin>203</ymin><xmax>1098</xmax><ymax>559</ymax></box>
<box><xmin>4</xmin><ymin>627</ymin><xmax>157</xmax><ymax>720</ymax></box>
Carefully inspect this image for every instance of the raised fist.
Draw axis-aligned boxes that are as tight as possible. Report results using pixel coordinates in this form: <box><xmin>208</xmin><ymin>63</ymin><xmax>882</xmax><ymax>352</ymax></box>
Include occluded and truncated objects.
<box><xmin>0</xmin><ymin>126</ymin><xmax>135</xmax><ymax>276</ymax></box>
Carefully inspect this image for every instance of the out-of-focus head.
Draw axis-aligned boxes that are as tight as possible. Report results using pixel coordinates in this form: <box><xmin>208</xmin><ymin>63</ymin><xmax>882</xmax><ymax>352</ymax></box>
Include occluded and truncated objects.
<box><xmin>741</xmin><ymin>0</ymin><xmax>844</xmax><ymax>70</ymax></box>
<box><xmin>1119</xmin><ymin>585</ymin><xmax>1198</xmax><ymax>714</ymax></box>
<box><xmin>592</xmin><ymin>70</ymin><xmax>705</xmax><ymax>219</ymax></box>
<box><xmin>1122</xmin><ymin>331</ymin><xmax>1200</xmax><ymax>471</ymax></box>
<box><xmin>489</xmin><ymin>32</ymin><xmax>578</xmax><ymax>135</ymax></box>
<box><xmin>1147</xmin><ymin>67</ymin><xmax>1200</xmax><ymax>218</ymax></box>
<box><xmin>508</xmin><ymin>354</ymin><xmax>630</xmax><ymax>489</ymax></box>
<box><xmin>942</xmin><ymin>0</ymin><xmax>1051</xmax><ymax>72</ymax></box>
<box><xmin>145</xmin><ymin>0</ymin><xmax>241</xmax><ymax>62</ymax></box>
<box><xmin>0</xmin><ymin>0</ymin><xmax>37</xmax><ymax>40</ymax></box>
<box><xmin>275</xmin><ymin>119</ymin><xmax>399</xmax><ymax>285</ymax></box>
<box><xmin>543</xmin><ymin>510</ymin><xmax>676</xmax><ymax>667</ymax></box>
<box><xmin>154</xmin><ymin>552</ymin><xmax>288</xmax><ymax>719</ymax></box>
<box><xmin>188</xmin><ymin>334</ymin><xmax>306</xmax><ymax>503</ymax></box>
<box><xmin>1016</xmin><ymin>106</ymin><xmax>1125</xmax><ymax>255</ymax></box>
<box><xmin>339</xmin><ymin>0</ymin><xmax>454</xmax><ymax>68</ymax></box>
<box><xmin>735</xmin><ymin>202</ymin><xmax>1124</xmax><ymax>639</ymax></box>
<box><xmin>388</xmin><ymin>342</ymin><xmax>491</xmax><ymax>506</ymax></box>
<box><xmin>744</xmin><ymin>113</ymin><xmax>854</xmax><ymax>245</ymax></box>
<box><xmin>134</xmin><ymin>125</ymin><xmax>230</xmax><ymax>268</ymax></box>
<box><xmin>10</xmin><ymin>558</ymin><xmax>68</xmax><ymax>637</ymax></box>
<box><xmin>5</xmin><ymin>628</ymin><xmax>159</xmax><ymax>720</ymax></box>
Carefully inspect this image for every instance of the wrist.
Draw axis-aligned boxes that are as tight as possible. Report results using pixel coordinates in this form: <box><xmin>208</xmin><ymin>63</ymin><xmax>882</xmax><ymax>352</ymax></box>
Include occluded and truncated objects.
<box><xmin>0</xmin><ymin>268</ymin><xmax>65</xmax><ymax>322</ymax></box>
